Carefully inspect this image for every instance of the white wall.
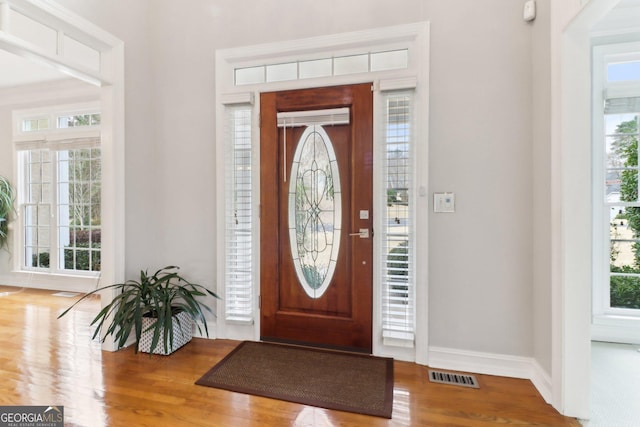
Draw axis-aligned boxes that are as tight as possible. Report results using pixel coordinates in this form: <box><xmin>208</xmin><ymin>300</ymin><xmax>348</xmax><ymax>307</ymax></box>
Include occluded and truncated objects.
<box><xmin>148</xmin><ymin>0</ymin><xmax>537</xmax><ymax>358</ymax></box>
<box><xmin>532</xmin><ymin>0</ymin><xmax>553</xmax><ymax>375</ymax></box>
<box><xmin>426</xmin><ymin>1</ymin><xmax>534</xmax><ymax>358</ymax></box>
<box><xmin>47</xmin><ymin>0</ymin><xmax>541</xmax><ymax>366</ymax></box>
<box><xmin>0</xmin><ymin>107</ymin><xmax>12</xmax><ymax>176</ymax></box>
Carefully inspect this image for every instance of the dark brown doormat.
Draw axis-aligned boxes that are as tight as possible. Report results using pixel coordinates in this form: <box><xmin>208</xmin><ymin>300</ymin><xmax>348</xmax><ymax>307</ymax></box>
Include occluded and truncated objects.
<box><xmin>195</xmin><ymin>341</ymin><xmax>394</xmax><ymax>418</ymax></box>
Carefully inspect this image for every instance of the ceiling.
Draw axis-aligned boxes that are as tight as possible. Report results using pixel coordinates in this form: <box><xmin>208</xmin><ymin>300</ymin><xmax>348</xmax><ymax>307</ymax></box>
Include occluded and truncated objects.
<box><xmin>592</xmin><ymin>0</ymin><xmax>640</xmax><ymax>35</ymax></box>
<box><xmin>0</xmin><ymin>48</ymin><xmax>68</xmax><ymax>89</ymax></box>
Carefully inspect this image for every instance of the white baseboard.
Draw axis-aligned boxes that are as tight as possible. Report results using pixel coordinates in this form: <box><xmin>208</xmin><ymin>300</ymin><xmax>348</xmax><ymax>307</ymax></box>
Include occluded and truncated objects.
<box><xmin>529</xmin><ymin>359</ymin><xmax>553</xmax><ymax>404</ymax></box>
<box><xmin>193</xmin><ymin>320</ymin><xmax>218</xmax><ymax>340</ymax></box>
<box><xmin>0</xmin><ymin>272</ymin><xmax>99</xmax><ymax>293</ymax></box>
<box><xmin>428</xmin><ymin>346</ymin><xmax>552</xmax><ymax>404</ymax></box>
<box><xmin>592</xmin><ymin>316</ymin><xmax>640</xmax><ymax>344</ymax></box>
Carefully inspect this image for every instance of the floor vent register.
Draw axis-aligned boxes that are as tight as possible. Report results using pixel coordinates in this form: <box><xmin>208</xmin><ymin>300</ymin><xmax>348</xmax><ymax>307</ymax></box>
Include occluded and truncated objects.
<box><xmin>428</xmin><ymin>369</ymin><xmax>479</xmax><ymax>389</ymax></box>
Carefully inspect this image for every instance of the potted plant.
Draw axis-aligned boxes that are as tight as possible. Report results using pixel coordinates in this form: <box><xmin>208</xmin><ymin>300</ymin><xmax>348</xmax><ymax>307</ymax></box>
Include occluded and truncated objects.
<box><xmin>0</xmin><ymin>175</ymin><xmax>15</xmax><ymax>252</ymax></box>
<box><xmin>59</xmin><ymin>265</ymin><xmax>219</xmax><ymax>355</ymax></box>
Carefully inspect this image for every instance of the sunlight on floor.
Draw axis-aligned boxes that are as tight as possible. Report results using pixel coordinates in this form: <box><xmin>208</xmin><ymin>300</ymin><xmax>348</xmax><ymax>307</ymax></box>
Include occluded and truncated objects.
<box><xmin>293</xmin><ymin>407</ymin><xmax>335</xmax><ymax>427</ymax></box>
<box><xmin>581</xmin><ymin>342</ymin><xmax>640</xmax><ymax>427</ymax></box>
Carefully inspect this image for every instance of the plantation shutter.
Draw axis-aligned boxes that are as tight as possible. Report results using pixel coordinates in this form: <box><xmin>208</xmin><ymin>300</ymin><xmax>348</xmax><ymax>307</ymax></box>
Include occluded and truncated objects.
<box><xmin>224</xmin><ymin>105</ymin><xmax>254</xmax><ymax>323</ymax></box>
<box><xmin>380</xmin><ymin>90</ymin><xmax>416</xmax><ymax>346</ymax></box>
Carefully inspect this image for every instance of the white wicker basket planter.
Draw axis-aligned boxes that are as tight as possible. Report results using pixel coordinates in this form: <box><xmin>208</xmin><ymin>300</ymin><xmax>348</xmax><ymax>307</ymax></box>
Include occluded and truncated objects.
<box><xmin>137</xmin><ymin>309</ymin><xmax>193</xmax><ymax>355</ymax></box>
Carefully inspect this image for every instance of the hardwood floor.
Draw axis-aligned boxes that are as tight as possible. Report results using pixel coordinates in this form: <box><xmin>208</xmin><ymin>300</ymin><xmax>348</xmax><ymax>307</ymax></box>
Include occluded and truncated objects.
<box><xmin>0</xmin><ymin>286</ymin><xmax>580</xmax><ymax>426</ymax></box>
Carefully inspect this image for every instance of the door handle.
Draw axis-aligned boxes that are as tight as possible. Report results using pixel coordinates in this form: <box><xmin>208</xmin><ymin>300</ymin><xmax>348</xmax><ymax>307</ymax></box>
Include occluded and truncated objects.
<box><xmin>349</xmin><ymin>229</ymin><xmax>370</xmax><ymax>239</ymax></box>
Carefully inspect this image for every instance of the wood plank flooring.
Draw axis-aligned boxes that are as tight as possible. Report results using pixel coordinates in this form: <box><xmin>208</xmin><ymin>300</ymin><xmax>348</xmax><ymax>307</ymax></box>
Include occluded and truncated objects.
<box><xmin>0</xmin><ymin>286</ymin><xmax>580</xmax><ymax>426</ymax></box>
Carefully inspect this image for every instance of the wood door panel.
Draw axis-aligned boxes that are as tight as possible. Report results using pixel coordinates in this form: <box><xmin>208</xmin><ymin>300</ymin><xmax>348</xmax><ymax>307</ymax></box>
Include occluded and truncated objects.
<box><xmin>260</xmin><ymin>84</ymin><xmax>373</xmax><ymax>352</ymax></box>
<box><xmin>276</xmin><ymin>125</ymin><xmax>353</xmax><ymax>317</ymax></box>
<box><xmin>271</xmin><ymin>314</ymin><xmax>370</xmax><ymax>349</ymax></box>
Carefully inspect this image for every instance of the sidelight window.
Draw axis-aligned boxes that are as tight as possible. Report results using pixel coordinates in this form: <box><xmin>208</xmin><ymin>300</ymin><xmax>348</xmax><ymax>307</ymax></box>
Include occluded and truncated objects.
<box><xmin>224</xmin><ymin>106</ymin><xmax>254</xmax><ymax>322</ymax></box>
<box><xmin>380</xmin><ymin>91</ymin><xmax>415</xmax><ymax>345</ymax></box>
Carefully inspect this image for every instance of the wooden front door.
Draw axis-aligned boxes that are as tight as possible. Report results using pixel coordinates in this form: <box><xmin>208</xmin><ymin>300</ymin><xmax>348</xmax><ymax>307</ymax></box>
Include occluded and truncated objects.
<box><xmin>260</xmin><ymin>84</ymin><xmax>373</xmax><ymax>352</ymax></box>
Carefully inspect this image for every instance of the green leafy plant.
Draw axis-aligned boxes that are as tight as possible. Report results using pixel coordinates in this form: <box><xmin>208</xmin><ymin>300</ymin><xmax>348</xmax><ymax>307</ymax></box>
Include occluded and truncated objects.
<box><xmin>58</xmin><ymin>266</ymin><xmax>219</xmax><ymax>354</ymax></box>
<box><xmin>0</xmin><ymin>176</ymin><xmax>15</xmax><ymax>252</ymax></box>
<box><xmin>610</xmin><ymin>265</ymin><xmax>640</xmax><ymax>309</ymax></box>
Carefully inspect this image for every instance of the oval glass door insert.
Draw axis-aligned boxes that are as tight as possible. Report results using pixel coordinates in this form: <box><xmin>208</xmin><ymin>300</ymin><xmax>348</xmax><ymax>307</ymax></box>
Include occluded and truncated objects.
<box><xmin>288</xmin><ymin>125</ymin><xmax>341</xmax><ymax>299</ymax></box>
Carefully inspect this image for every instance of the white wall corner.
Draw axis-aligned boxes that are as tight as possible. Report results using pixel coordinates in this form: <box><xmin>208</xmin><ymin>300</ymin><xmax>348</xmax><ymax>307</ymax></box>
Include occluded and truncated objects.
<box><xmin>530</xmin><ymin>359</ymin><xmax>553</xmax><ymax>404</ymax></box>
<box><xmin>429</xmin><ymin>346</ymin><xmax>551</xmax><ymax>403</ymax></box>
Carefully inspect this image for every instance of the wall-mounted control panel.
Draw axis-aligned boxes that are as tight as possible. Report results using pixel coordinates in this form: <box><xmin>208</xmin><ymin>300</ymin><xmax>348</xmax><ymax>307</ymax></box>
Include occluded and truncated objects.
<box><xmin>433</xmin><ymin>192</ymin><xmax>455</xmax><ymax>213</ymax></box>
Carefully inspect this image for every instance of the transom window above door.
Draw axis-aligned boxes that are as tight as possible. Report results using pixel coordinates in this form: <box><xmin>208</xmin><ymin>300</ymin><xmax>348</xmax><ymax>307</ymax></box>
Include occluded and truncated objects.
<box><xmin>234</xmin><ymin>49</ymin><xmax>409</xmax><ymax>86</ymax></box>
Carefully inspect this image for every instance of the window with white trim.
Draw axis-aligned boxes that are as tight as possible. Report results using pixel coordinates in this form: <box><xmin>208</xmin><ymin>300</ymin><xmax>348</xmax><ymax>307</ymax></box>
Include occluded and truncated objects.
<box><xmin>224</xmin><ymin>105</ymin><xmax>254</xmax><ymax>322</ymax></box>
<box><xmin>594</xmin><ymin>43</ymin><xmax>640</xmax><ymax>318</ymax></box>
<box><xmin>380</xmin><ymin>90</ymin><xmax>415</xmax><ymax>345</ymax></box>
<box><xmin>14</xmin><ymin>106</ymin><xmax>101</xmax><ymax>275</ymax></box>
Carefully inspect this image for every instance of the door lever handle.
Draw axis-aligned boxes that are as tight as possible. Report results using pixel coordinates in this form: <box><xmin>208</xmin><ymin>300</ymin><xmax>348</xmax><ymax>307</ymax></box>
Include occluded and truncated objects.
<box><xmin>349</xmin><ymin>229</ymin><xmax>369</xmax><ymax>238</ymax></box>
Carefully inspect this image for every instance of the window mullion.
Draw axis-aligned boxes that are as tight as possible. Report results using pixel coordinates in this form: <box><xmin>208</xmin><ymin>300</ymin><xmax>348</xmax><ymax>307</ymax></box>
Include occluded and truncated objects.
<box><xmin>52</xmin><ymin>150</ymin><xmax>60</xmax><ymax>273</ymax></box>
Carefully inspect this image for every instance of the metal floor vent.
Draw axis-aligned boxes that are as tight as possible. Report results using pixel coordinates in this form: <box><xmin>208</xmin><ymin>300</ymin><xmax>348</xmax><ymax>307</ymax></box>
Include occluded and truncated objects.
<box><xmin>428</xmin><ymin>370</ymin><xmax>479</xmax><ymax>389</ymax></box>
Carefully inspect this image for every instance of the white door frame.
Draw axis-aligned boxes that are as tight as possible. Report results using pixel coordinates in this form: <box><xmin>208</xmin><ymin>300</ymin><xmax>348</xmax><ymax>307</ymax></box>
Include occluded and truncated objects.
<box><xmin>551</xmin><ymin>0</ymin><xmax>630</xmax><ymax>418</ymax></box>
<box><xmin>214</xmin><ymin>22</ymin><xmax>430</xmax><ymax>364</ymax></box>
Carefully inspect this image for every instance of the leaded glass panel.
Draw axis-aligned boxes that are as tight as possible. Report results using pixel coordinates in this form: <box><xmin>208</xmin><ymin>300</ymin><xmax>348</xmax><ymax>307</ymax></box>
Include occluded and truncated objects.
<box><xmin>288</xmin><ymin>125</ymin><xmax>341</xmax><ymax>299</ymax></box>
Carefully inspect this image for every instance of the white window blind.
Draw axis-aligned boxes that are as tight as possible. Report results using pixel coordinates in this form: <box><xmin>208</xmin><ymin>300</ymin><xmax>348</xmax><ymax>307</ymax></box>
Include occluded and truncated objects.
<box><xmin>605</xmin><ymin>96</ymin><xmax>640</xmax><ymax>114</ymax></box>
<box><xmin>380</xmin><ymin>91</ymin><xmax>415</xmax><ymax>346</ymax></box>
<box><xmin>276</xmin><ymin>108</ymin><xmax>350</xmax><ymax>128</ymax></box>
<box><xmin>224</xmin><ymin>106</ymin><xmax>254</xmax><ymax>323</ymax></box>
